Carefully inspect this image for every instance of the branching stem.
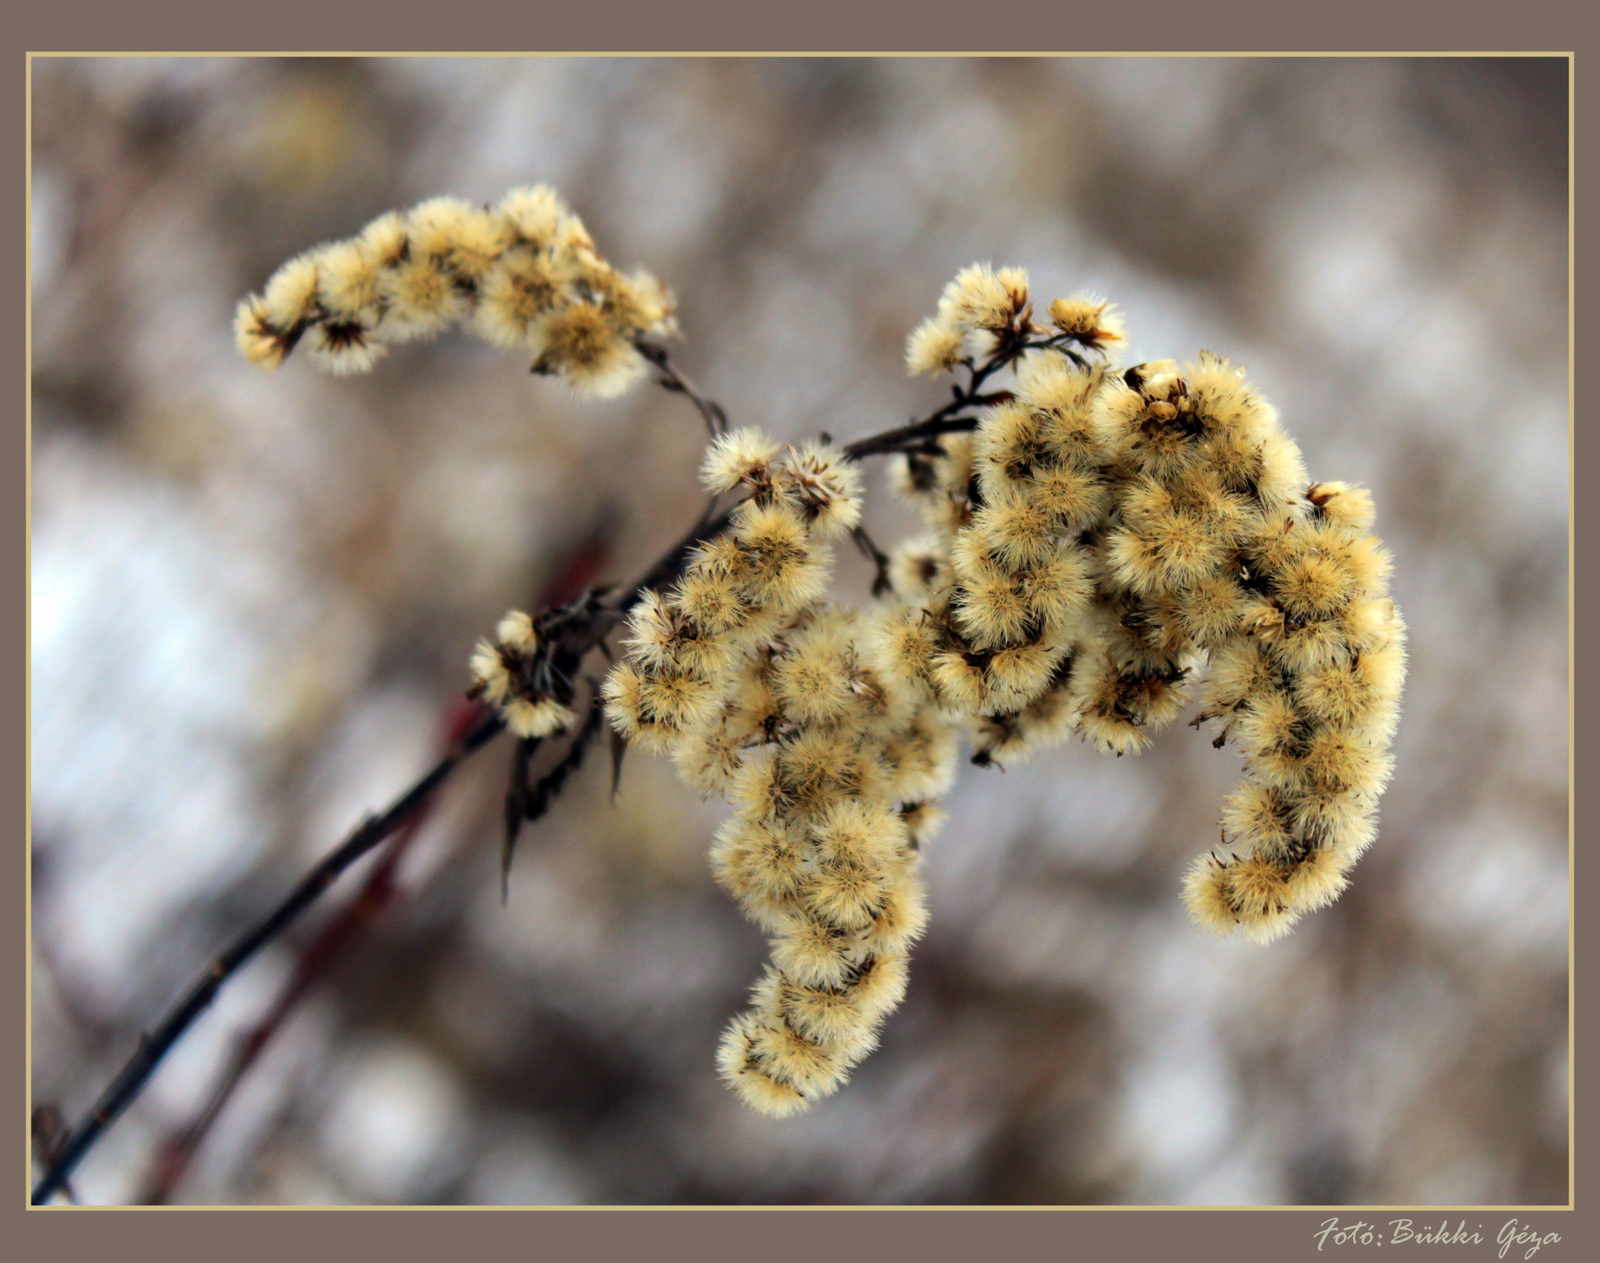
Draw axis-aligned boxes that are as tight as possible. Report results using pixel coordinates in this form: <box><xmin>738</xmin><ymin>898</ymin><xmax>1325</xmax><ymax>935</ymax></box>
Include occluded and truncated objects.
<box><xmin>32</xmin><ymin>327</ymin><xmax>1056</xmax><ymax>1205</ymax></box>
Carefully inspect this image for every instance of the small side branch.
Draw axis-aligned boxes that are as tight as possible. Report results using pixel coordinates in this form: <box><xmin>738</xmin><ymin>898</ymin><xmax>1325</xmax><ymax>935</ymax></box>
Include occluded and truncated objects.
<box><xmin>635</xmin><ymin>338</ymin><xmax>727</xmax><ymax>438</ymax></box>
<box><xmin>501</xmin><ymin>736</ymin><xmax>545</xmax><ymax>903</ymax></box>
<box><xmin>841</xmin><ymin>333</ymin><xmax>1047</xmax><ymax>461</ymax></box>
<box><xmin>850</xmin><ymin>525</ymin><xmax>895</xmax><ymax>597</ymax></box>
<box><xmin>501</xmin><ymin>688</ymin><xmax>606</xmax><ymax>898</ymax></box>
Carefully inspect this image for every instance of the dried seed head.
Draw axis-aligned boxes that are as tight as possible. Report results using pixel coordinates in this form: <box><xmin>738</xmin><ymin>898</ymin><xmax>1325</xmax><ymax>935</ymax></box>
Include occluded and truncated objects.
<box><xmin>905</xmin><ymin>314</ymin><xmax>966</xmax><ymax>376</ymax></box>
<box><xmin>503</xmin><ymin>697</ymin><xmax>576</xmax><ymax>740</ymax></box>
<box><xmin>233</xmin><ymin>296</ymin><xmax>291</xmax><ymax>371</ymax></box>
<box><xmin>1047</xmin><ymin>295</ymin><xmax>1125</xmax><ymax>353</ymax></box>
<box><xmin>701</xmin><ymin>427</ymin><xmax>782</xmax><ymax>494</ymax></box>
<box><xmin>533</xmin><ymin>301</ymin><xmax>646</xmax><ymax>399</ymax></box>
<box><xmin>260</xmin><ymin>252</ymin><xmax>321</xmax><ymax>331</ymax></box>
<box><xmin>937</xmin><ymin>262</ymin><xmax>1025</xmax><ymax>332</ymax></box>
<box><xmin>235</xmin><ymin>185</ymin><xmax>671</xmax><ymax>397</ymax></box>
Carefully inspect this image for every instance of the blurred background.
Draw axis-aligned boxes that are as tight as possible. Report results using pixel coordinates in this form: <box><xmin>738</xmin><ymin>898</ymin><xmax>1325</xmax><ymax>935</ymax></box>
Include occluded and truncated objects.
<box><xmin>30</xmin><ymin>56</ymin><xmax>1569</xmax><ymax>1205</ymax></box>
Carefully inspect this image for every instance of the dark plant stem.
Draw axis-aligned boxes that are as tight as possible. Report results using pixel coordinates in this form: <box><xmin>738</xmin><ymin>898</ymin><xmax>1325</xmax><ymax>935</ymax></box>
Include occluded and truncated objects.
<box><xmin>31</xmin><ymin>710</ymin><xmax>504</xmax><ymax>1205</ymax></box>
<box><xmin>137</xmin><ymin>806</ymin><xmax>431</xmax><ymax>1204</ymax></box>
<box><xmin>635</xmin><ymin>338</ymin><xmax>727</xmax><ymax>437</ymax></box>
<box><xmin>843</xmin><ymin>328</ymin><xmax>1054</xmax><ymax>460</ymax></box>
<box><xmin>32</xmin><ymin>499</ymin><xmax>738</xmax><ymax>1204</ymax></box>
<box><xmin>850</xmin><ymin>525</ymin><xmax>896</xmax><ymax>597</ymax></box>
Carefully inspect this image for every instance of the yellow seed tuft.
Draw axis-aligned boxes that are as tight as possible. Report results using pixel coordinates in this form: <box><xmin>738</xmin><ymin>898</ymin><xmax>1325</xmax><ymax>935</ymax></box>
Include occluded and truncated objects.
<box><xmin>1046</xmin><ymin>295</ymin><xmax>1125</xmax><ymax>353</ymax></box>
<box><xmin>905</xmin><ymin>315</ymin><xmax>966</xmax><ymax>376</ymax></box>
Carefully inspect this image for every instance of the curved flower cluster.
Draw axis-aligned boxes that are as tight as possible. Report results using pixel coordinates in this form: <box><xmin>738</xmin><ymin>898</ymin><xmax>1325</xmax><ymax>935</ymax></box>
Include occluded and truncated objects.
<box><xmin>234</xmin><ymin>185</ymin><xmax>675</xmax><ymax>397</ymax></box>
<box><xmin>885</xmin><ymin>275</ymin><xmax>1406</xmax><ymax>948</ymax></box>
<box><xmin>602</xmin><ymin>433</ymin><xmax>959</xmax><ymax>1116</ymax></box>
<box><xmin>1075</xmin><ymin>359</ymin><xmax>1403</xmax><ymax>941</ymax></box>
<box><xmin>1182</xmin><ymin>476</ymin><xmax>1405</xmax><ymax>941</ymax></box>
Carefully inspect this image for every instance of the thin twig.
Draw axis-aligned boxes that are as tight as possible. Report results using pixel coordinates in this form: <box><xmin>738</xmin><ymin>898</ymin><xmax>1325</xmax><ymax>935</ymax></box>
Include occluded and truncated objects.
<box><xmin>30</xmin><ymin>1107</ymin><xmax>78</xmax><ymax>1204</ymax></box>
<box><xmin>634</xmin><ymin>338</ymin><xmax>727</xmax><ymax>437</ymax></box>
<box><xmin>522</xmin><ymin>695</ymin><xmax>606</xmax><ymax>829</ymax></box>
<box><xmin>501</xmin><ymin>736</ymin><xmax>544</xmax><ymax>903</ymax></box>
<box><xmin>136</xmin><ymin>796</ymin><xmax>434</xmax><ymax>1204</ymax></box>
<box><xmin>841</xmin><ymin>331</ymin><xmax>1047</xmax><ymax>461</ymax></box>
<box><xmin>501</xmin><ymin>683</ymin><xmax>605</xmax><ymax>898</ymax></box>
<box><xmin>850</xmin><ymin>525</ymin><xmax>896</xmax><ymax>597</ymax></box>
<box><xmin>31</xmin><ymin>710</ymin><xmax>504</xmax><ymax>1205</ymax></box>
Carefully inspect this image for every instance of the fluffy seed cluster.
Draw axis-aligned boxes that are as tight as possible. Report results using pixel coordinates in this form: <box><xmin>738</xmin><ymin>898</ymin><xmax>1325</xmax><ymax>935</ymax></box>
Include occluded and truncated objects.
<box><xmin>875</xmin><ymin>353</ymin><xmax>1106</xmax><ymax>768</ymax></box>
<box><xmin>888</xmin><ymin>272</ymin><xmax>1405</xmax><ymax>950</ymax></box>
<box><xmin>442</xmin><ymin>248</ymin><xmax>1405</xmax><ymax>1117</ymax></box>
<box><xmin>468</xmin><ymin>609</ymin><xmax>579</xmax><ymax>739</ymax></box>
<box><xmin>602</xmin><ymin>433</ymin><xmax>959</xmax><ymax>1117</ymax></box>
<box><xmin>904</xmin><ymin>262</ymin><xmax>1029</xmax><ymax>375</ymax></box>
<box><xmin>904</xmin><ymin>265</ymin><xmax>1123</xmax><ymax>377</ymax></box>
<box><xmin>237</xmin><ymin>186</ymin><xmax>1409</xmax><ymax>1118</ymax></box>
<box><xmin>1181</xmin><ymin>473</ymin><xmax>1406</xmax><ymax>941</ymax></box>
<box><xmin>235</xmin><ymin>185</ymin><xmax>676</xmax><ymax>398</ymax></box>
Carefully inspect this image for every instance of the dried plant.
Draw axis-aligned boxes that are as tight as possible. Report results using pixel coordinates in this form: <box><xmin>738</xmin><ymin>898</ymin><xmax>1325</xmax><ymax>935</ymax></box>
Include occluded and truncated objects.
<box><xmin>33</xmin><ymin>185</ymin><xmax>1405</xmax><ymax>1200</ymax></box>
<box><xmin>232</xmin><ymin>185</ymin><xmax>676</xmax><ymax>395</ymax></box>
